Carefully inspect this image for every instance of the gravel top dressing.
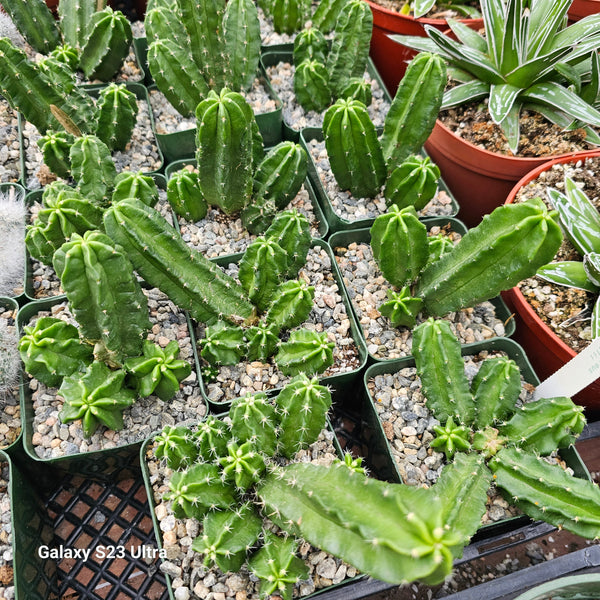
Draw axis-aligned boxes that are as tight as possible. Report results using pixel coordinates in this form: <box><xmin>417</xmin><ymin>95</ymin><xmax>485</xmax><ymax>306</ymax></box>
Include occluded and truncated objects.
<box><xmin>0</xmin><ymin>304</ymin><xmax>20</xmax><ymax>450</ymax></box>
<box><xmin>0</xmin><ymin>462</ymin><xmax>12</xmax><ymax>600</ymax></box>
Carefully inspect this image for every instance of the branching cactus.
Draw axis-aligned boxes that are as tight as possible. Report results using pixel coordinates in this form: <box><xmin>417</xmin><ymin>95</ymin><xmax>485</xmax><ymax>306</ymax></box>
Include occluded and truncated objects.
<box><xmin>219</xmin><ymin>442</ymin><xmax>267</xmax><ymax>492</ymax></box>
<box><xmin>323</xmin><ymin>98</ymin><xmax>387</xmax><ymax>198</ymax></box>
<box><xmin>112</xmin><ymin>171</ymin><xmax>159</xmax><ymax>207</ymax></box>
<box><xmin>154</xmin><ymin>425</ymin><xmax>199</xmax><ymax>470</ymax></box>
<box><xmin>52</xmin><ymin>230</ymin><xmax>151</xmax><ymax>367</ymax></box>
<box><xmin>18</xmin><ymin>317</ymin><xmax>93</xmax><ymax>388</ymax></box>
<box><xmin>229</xmin><ymin>392</ymin><xmax>278</xmax><ymax>455</ymax></box>
<box><xmin>58</xmin><ymin>0</ymin><xmax>96</xmax><ymax>50</ymax></box>
<box><xmin>95</xmin><ymin>83</ymin><xmax>138</xmax><ymax>152</ymax></box>
<box><xmin>49</xmin><ymin>44</ymin><xmax>79</xmax><ymax>71</ymax></box>
<box><xmin>339</xmin><ymin>77</ymin><xmax>373</xmax><ymax>106</ymax></box>
<box><xmin>384</xmin><ymin>155</ymin><xmax>440</xmax><ymax>211</ymax></box>
<box><xmin>294</xmin><ymin>59</ymin><xmax>331</xmax><ymax>113</ymax></box>
<box><xmin>37</xmin><ymin>131</ymin><xmax>74</xmax><ymax>179</ymax></box>
<box><xmin>275</xmin><ymin>373</ymin><xmax>331</xmax><ymax>458</ymax></box>
<box><xmin>311</xmin><ymin>0</ymin><xmax>347</xmax><ymax>33</ymax></box>
<box><xmin>293</xmin><ymin>27</ymin><xmax>328</xmax><ymax>64</ymax></box>
<box><xmin>124</xmin><ymin>340</ymin><xmax>191</xmax><ymax>401</ymax></box>
<box><xmin>59</xmin><ymin>361</ymin><xmax>137</xmax><ymax>437</ymax></box>
<box><xmin>246</xmin><ymin>321</ymin><xmax>279</xmax><ymax>361</ymax></box>
<box><xmin>369</xmin><ymin>199</ymin><xmax>563</xmax><ymax>328</ymax></box>
<box><xmin>264</xmin><ymin>210</ymin><xmax>311</xmax><ymax>278</ymax></box>
<box><xmin>166</xmin><ymin>169</ymin><xmax>207</xmax><ymax>221</ymax></box>
<box><xmin>195</xmin><ymin>415</ymin><xmax>231</xmax><ymax>460</ymax></box>
<box><xmin>265</xmin><ymin>279</ymin><xmax>314</xmax><ymax>330</ymax></box>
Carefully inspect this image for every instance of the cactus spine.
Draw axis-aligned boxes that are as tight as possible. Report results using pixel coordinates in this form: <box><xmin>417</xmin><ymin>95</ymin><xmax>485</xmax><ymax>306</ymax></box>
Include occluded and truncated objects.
<box><xmin>103</xmin><ymin>198</ymin><xmax>256</xmax><ymax>326</ymax></box>
<box><xmin>323</xmin><ymin>99</ymin><xmax>387</xmax><ymax>198</ymax></box>
<box><xmin>275</xmin><ymin>329</ymin><xmax>334</xmax><ymax>376</ymax></box>
<box><xmin>95</xmin><ymin>83</ymin><xmax>138</xmax><ymax>152</ymax></box>
<box><xmin>59</xmin><ymin>0</ymin><xmax>95</xmax><ymax>49</ymax></box>
<box><xmin>0</xmin><ymin>0</ymin><xmax>60</xmax><ymax>53</ymax></box>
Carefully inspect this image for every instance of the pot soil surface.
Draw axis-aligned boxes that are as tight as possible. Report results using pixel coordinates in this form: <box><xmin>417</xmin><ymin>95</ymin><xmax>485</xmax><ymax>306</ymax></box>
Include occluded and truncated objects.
<box><xmin>0</xmin><ymin>305</ymin><xmax>20</xmax><ymax>450</ymax></box>
<box><xmin>0</xmin><ymin>462</ymin><xmax>12</xmax><ymax>600</ymax></box>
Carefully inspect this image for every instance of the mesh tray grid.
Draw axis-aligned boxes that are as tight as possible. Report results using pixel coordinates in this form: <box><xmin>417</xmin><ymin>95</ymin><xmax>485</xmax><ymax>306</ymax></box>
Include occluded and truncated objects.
<box><xmin>46</xmin><ymin>473</ymin><xmax>169</xmax><ymax>600</ymax></box>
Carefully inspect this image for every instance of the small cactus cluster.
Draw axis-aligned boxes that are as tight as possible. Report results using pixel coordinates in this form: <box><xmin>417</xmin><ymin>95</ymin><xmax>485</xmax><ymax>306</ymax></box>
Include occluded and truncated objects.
<box><xmin>536</xmin><ymin>177</ymin><xmax>600</xmax><ymax>340</ymax></box>
<box><xmin>0</xmin><ymin>0</ymin><xmax>132</xmax><ymax>81</ymax></box>
<box><xmin>155</xmin><ymin>375</ymin><xmax>332</xmax><ymax>600</ymax></box>
<box><xmin>368</xmin><ymin>198</ymin><xmax>563</xmax><ymax>328</ymax></box>
<box><xmin>323</xmin><ymin>52</ymin><xmax>446</xmax><ymax>206</ymax></box>
<box><xmin>291</xmin><ymin>0</ymin><xmax>373</xmax><ymax>113</ymax></box>
<box><xmin>145</xmin><ymin>0</ymin><xmax>261</xmax><ymax>117</ymax></box>
<box><xmin>198</xmin><ymin>210</ymin><xmax>334</xmax><ymax>378</ymax></box>
<box><xmin>179</xmin><ymin>88</ymin><xmax>308</xmax><ymax>231</ymax></box>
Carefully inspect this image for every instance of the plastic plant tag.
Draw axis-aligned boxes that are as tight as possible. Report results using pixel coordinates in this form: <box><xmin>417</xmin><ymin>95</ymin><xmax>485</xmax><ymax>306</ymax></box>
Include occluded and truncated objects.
<box><xmin>533</xmin><ymin>337</ymin><xmax>600</xmax><ymax>401</ymax></box>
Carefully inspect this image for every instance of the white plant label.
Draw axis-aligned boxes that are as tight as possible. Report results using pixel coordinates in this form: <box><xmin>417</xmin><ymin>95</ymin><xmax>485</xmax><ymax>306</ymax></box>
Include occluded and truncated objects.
<box><xmin>533</xmin><ymin>337</ymin><xmax>600</xmax><ymax>400</ymax></box>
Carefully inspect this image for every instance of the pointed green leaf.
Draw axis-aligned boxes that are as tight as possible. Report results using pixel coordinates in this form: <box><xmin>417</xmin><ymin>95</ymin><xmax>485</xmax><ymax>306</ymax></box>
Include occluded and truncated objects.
<box><xmin>536</xmin><ymin>262</ymin><xmax>598</xmax><ymax>293</ymax></box>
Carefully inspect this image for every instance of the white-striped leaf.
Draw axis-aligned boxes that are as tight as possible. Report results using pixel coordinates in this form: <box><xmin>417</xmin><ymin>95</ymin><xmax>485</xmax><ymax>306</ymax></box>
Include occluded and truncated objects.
<box><xmin>498</xmin><ymin>101</ymin><xmax>521</xmax><ymax>155</ymax></box>
<box><xmin>527</xmin><ymin>0</ymin><xmax>571</xmax><ymax>57</ymax></box>
<box><xmin>446</xmin><ymin>18</ymin><xmax>486</xmax><ymax>52</ymax></box>
<box><xmin>553</xmin><ymin>14</ymin><xmax>600</xmax><ymax>49</ymax></box>
<box><xmin>504</xmin><ymin>46</ymin><xmax>574</xmax><ymax>88</ymax></box>
<box><xmin>584</xmin><ymin>253</ymin><xmax>600</xmax><ymax>288</ymax></box>
<box><xmin>442</xmin><ymin>80</ymin><xmax>490</xmax><ymax>109</ymax></box>
<box><xmin>489</xmin><ymin>83</ymin><xmax>520</xmax><ymax>124</ymax></box>
<box><xmin>479</xmin><ymin>0</ymin><xmax>505</xmax><ymax>68</ymax></box>
<box><xmin>537</xmin><ymin>262</ymin><xmax>599</xmax><ymax>293</ymax></box>
<box><xmin>413</xmin><ymin>0</ymin><xmax>436</xmax><ymax>19</ymax></box>
<box><xmin>592</xmin><ymin>296</ymin><xmax>600</xmax><ymax>339</ymax></box>
<box><xmin>389</xmin><ymin>34</ymin><xmax>443</xmax><ymax>55</ymax></box>
<box><xmin>499</xmin><ymin>0</ymin><xmax>522</xmax><ymax>74</ymax></box>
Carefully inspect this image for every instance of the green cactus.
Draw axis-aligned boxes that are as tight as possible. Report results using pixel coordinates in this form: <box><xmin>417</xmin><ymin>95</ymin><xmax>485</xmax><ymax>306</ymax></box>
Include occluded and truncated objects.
<box><xmin>240</xmin><ymin>196</ymin><xmax>278</xmax><ymax>235</ymax></box>
<box><xmin>258</xmin><ymin>453</ymin><xmax>491</xmax><ymax>586</ymax></box>
<box><xmin>370</xmin><ymin>205</ymin><xmax>429</xmax><ymax>289</ymax></box>
<box><xmin>311</xmin><ymin>0</ymin><xmax>347</xmax><ymax>33</ymax></box>
<box><xmin>229</xmin><ymin>392</ymin><xmax>278</xmax><ymax>455</ymax></box>
<box><xmin>193</xmin><ymin>503</ymin><xmax>263</xmax><ymax>572</ymax></box>
<box><xmin>52</xmin><ymin>230</ymin><xmax>151</xmax><ymax>367</ymax></box>
<box><xmin>246</xmin><ymin>321</ymin><xmax>280</xmax><ymax>362</ymax></box>
<box><xmin>430</xmin><ymin>417</ymin><xmax>471</xmax><ymax>459</ymax></box>
<box><xmin>265</xmin><ymin>279</ymin><xmax>314</xmax><ymax>330</ymax></box>
<box><xmin>384</xmin><ymin>155</ymin><xmax>441</xmax><ymax>211</ymax></box>
<box><xmin>112</xmin><ymin>171</ymin><xmax>159</xmax><ymax>207</ymax></box>
<box><xmin>323</xmin><ymin>98</ymin><xmax>387</xmax><ymax>198</ymax></box>
<box><xmin>200</xmin><ymin>322</ymin><xmax>247</xmax><ymax>366</ymax></box>
<box><xmin>59</xmin><ymin>361</ymin><xmax>137</xmax><ymax>437</ymax></box>
<box><xmin>18</xmin><ymin>317</ymin><xmax>93</xmax><ymax>388</ymax></box>
<box><xmin>223</xmin><ymin>0</ymin><xmax>261</xmax><ymax>92</ymax></box>
<box><xmin>293</xmin><ymin>60</ymin><xmax>331</xmax><ymax>113</ymax></box>
<box><xmin>264</xmin><ymin>210</ymin><xmax>311</xmax><ymax>278</ymax></box>
<box><xmin>339</xmin><ymin>77</ymin><xmax>373</xmax><ymax>107</ymax></box>
<box><xmin>381</xmin><ymin>52</ymin><xmax>446</xmax><ymax>169</ymax></box>
<box><xmin>270</xmin><ymin>0</ymin><xmax>310</xmax><ymax>34</ymax></box>
<box><xmin>196</xmin><ymin>89</ymin><xmax>256</xmax><ymax>214</ymax></box>
<box><xmin>238</xmin><ymin>237</ymin><xmax>289</xmax><ymax>312</ymax></box>
<box><xmin>248</xmin><ymin>533</ymin><xmax>310</xmax><ymax>600</ymax></box>
<box><xmin>146</xmin><ymin>38</ymin><xmax>210</xmax><ymax>118</ymax></box>
<box><xmin>275</xmin><ymin>329</ymin><xmax>334</xmax><ymax>377</ymax></box>
<box><xmin>144</xmin><ymin>5</ymin><xmax>188</xmax><ymax>47</ymax></box>
<box><xmin>25</xmin><ymin>187</ymin><xmax>104</xmax><ymax>266</ymax></box>
<box><xmin>154</xmin><ymin>425</ymin><xmax>199</xmax><ymax>470</ymax></box>
<box><xmin>378</xmin><ymin>287</ymin><xmax>424</xmax><ymax>328</ymax></box>
<box><xmin>95</xmin><ymin>83</ymin><xmax>138</xmax><ymax>152</ymax></box>
<box><xmin>326</xmin><ymin>0</ymin><xmax>372</xmax><ymax>97</ymax></box>
<box><xmin>0</xmin><ymin>0</ymin><xmax>60</xmax><ymax>53</ymax></box>
<box><xmin>124</xmin><ymin>340</ymin><xmax>191</xmax><ymax>401</ymax></box>
<box><xmin>164</xmin><ymin>462</ymin><xmax>236</xmax><ymax>520</ymax></box>
<box><xmin>426</xmin><ymin>234</ymin><xmax>454</xmax><ymax>265</ymax></box>
<box><xmin>195</xmin><ymin>415</ymin><xmax>231</xmax><ymax>460</ymax></box>
<box><xmin>103</xmin><ymin>198</ymin><xmax>257</xmax><ymax>326</ymax></box>
<box><xmin>219</xmin><ymin>441</ymin><xmax>267</xmax><ymax>491</ymax></box>
<box><xmin>275</xmin><ymin>374</ymin><xmax>331</xmax><ymax>458</ymax></box>
<box><xmin>37</xmin><ymin>131</ymin><xmax>74</xmax><ymax>179</ymax></box>
<box><xmin>49</xmin><ymin>44</ymin><xmax>80</xmax><ymax>71</ymax></box>
<box><xmin>58</xmin><ymin>0</ymin><xmax>95</xmax><ymax>50</ymax></box>
<box><xmin>69</xmin><ymin>135</ymin><xmax>116</xmax><ymax>205</ymax></box>
<box><xmin>253</xmin><ymin>141</ymin><xmax>308</xmax><ymax>211</ymax></box>
<box><xmin>293</xmin><ymin>28</ymin><xmax>328</xmax><ymax>64</ymax></box>
<box><xmin>79</xmin><ymin>7</ymin><xmax>132</xmax><ymax>81</ymax></box>
<box><xmin>166</xmin><ymin>169</ymin><xmax>207</xmax><ymax>221</ymax></box>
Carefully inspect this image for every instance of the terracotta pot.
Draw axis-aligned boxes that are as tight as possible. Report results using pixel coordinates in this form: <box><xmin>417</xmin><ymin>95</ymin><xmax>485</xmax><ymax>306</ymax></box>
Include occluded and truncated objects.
<box><xmin>568</xmin><ymin>0</ymin><xmax>600</xmax><ymax>21</ymax></box>
<box><xmin>364</xmin><ymin>0</ymin><xmax>482</xmax><ymax>95</ymax></box>
<box><xmin>501</xmin><ymin>150</ymin><xmax>600</xmax><ymax>415</ymax></box>
<box><xmin>423</xmin><ymin>119</ymin><xmax>598</xmax><ymax>228</ymax></box>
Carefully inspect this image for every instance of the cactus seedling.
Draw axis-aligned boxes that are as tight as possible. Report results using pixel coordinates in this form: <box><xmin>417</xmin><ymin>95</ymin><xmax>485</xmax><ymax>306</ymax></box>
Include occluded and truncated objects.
<box><xmin>166</xmin><ymin>169</ymin><xmax>207</xmax><ymax>221</ymax></box>
<box><xmin>112</xmin><ymin>171</ymin><xmax>159</xmax><ymax>207</ymax></box>
<box><xmin>155</xmin><ymin>425</ymin><xmax>199</xmax><ymax>470</ymax></box>
<box><xmin>95</xmin><ymin>83</ymin><xmax>138</xmax><ymax>152</ymax></box>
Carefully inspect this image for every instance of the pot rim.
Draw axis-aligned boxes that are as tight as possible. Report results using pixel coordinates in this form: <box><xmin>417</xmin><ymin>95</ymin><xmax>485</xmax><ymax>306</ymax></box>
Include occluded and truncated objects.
<box><xmin>503</xmin><ymin>149</ymin><xmax>600</xmax><ymax>361</ymax></box>
<box><xmin>365</xmin><ymin>0</ymin><xmax>482</xmax><ymax>26</ymax></box>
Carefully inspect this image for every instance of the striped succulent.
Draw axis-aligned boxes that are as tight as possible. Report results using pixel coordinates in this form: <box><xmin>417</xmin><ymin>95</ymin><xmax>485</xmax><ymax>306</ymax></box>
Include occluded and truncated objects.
<box><xmin>536</xmin><ymin>176</ymin><xmax>600</xmax><ymax>339</ymax></box>
<box><xmin>393</xmin><ymin>0</ymin><xmax>600</xmax><ymax>153</ymax></box>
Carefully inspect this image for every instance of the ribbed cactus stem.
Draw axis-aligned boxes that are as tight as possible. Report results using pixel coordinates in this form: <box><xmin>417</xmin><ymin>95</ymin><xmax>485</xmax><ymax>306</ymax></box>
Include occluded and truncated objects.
<box><xmin>0</xmin><ymin>0</ymin><xmax>60</xmax><ymax>53</ymax></box>
<box><xmin>229</xmin><ymin>392</ymin><xmax>277</xmax><ymax>454</ymax></box>
<box><xmin>112</xmin><ymin>171</ymin><xmax>159</xmax><ymax>207</ymax></box>
<box><xmin>59</xmin><ymin>0</ymin><xmax>95</xmax><ymax>49</ymax></box>
<box><xmin>95</xmin><ymin>83</ymin><xmax>138</xmax><ymax>151</ymax></box>
<box><xmin>270</xmin><ymin>0</ymin><xmax>310</xmax><ymax>34</ymax></box>
<box><xmin>384</xmin><ymin>155</ymin><xmax>440</xmax><ymax>211</ymax></box>
<box><xmin>293</xmin><ymin>59</ymin><xmax>331</xmax><ymax>113</ymax></box>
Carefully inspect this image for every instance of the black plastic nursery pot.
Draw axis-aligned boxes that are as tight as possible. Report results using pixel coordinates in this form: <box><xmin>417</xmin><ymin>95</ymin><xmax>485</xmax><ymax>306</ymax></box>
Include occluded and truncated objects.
<box><xmin>23</xmin><ymin>173</ymin><xmax>168</xmax><ymax>303</ymax></box>
<box><xmin>9</xmin><ymin>439</ymin><xmax>170</xmax><ymax>600</ymax></box>
<box><xmin>197</xmin><ymin>238</ymin><xmax>368</xmax><ymax>411</ymax></box>
<box><xmin>511</xmin><ymin>573</ymin><xmax>600</xmax><ymax>600</ymax></box>
<box><xmin>328</xmin><ymin>222</ymin><xmax>515</xmax><ymax>365</ymax></box>
<box><xmin>0</xmin><ymin>114</ymin><xmax>26</xmax><ymax>191</ymax></box>
<box><xmin>16</xmin><ymin>293</ymin><xmax>207</xmax><ymax>476</ymax></box>
<box><xmin>0</xmin><ymin>449</ymin><xmax>16</xmax><ymax>599</ymax></box>
<box><xmin>300</xmin><ymin>127</ymin><xmax>460</xmax><ymax>233</ymax></box>
<box><xmin>0</xmin><ymin>296</ymin><xmax>22</xmax><ymax>453</ymax></box>
<box><xmin>362</xmin><ymin>337</ymin><xmax>592</xmax><ymax>538</ymax></box>
<box><xmin>260</xmin><ymin>50</ymin><xmax>393</xmax><ymax>143</ymax></box>
<box><xmin>0</xmin><ymin>182</ymin><xmax>26</xmax><ymax>302</ymax></box>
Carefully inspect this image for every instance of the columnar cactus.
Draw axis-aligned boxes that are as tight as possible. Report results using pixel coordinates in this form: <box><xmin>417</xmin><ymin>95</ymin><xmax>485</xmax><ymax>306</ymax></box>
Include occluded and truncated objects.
<box><xmin>264</xmin><ymin>210</ymin><xmax>311</xmax><ymax>277</ymax></box>
<box><xmin>326</xmin><ymin>0</ymin><xmax>372</xmax><ymax>97</ymax></box>
<box><xmin>95</xmin><ymin>83</ymin><xmax>138</xmax><ymax>152</ymax></box>
<box><xmin>37</xmin><ymin>131</ymin><xmax>74</xmax><ymax>180</ymax></box>
<box><xmin>311</xmin><ymin>0</ymin><xmax>347</xmax><ymax>33</ymax></box>
<box><xmin>69</xmin><ymin>135</ymin><xmax>116</xmax><ymax>204</ymax></box>
<box><xmin>384</xmin><ymin>155</ymin><xmax>440</xmax><ymax>211</ymax></box>
<box><xmin>245</xmin><ymin>321</ymin><xmax>279</xmax><ymax>361</ymax></box>
<box><xmin>154</xmin><ymin>425</ymin><xmax>199</xmax><ymax>469</ymax></box>
<box><xmin>59</xmin><ymin>361</ymin><xmax>137</xmax><ymax>437</ymax></box>
<box><xmin>323</xmin><ymin>98</ymin><xmax>387</xmax><ymax>198</ymax></box>
<box><xmin>275</xmin><ymin>329</ymin><xmax>334</xmax><ymax>376</ymax></box>
<box><xmin>229</xmin><ymin>392</ymin><xmax>278</xmax><ymax>454</ymax></box>
<box><xmin>265</xmin><ymin>279</ymin><xmax>314</xmax><ymax>330</ymax></box>
<box><xmin>0</xmin><ymin>0</ymin><xmax>60</xmax><ymax>53</ymax></box>
<box><xmin>219</xmin><ymin>443</ymin><xmax>267</xmax><ymax>491</ymax></box>
<box><xmin>49</xmin><ymin>44</ymin><xmax>80</xmax><ymax>71</ymax></box>
<box><xmin>79</xmin><ymin>6</ymin><xmax>132</xmax><ymax>81</ymax></box>
<box><xmin>293</xmin><ymin>60</ymin><xmax>331</xmax><ymax>113</ymax></box>
<box><xmin>124</xmin><ymin>340</ymin><xmax>191</xmax><ymax>401</ymax></box>
<box><xmin>52</xmin><ymin>230</ymin><xmax>151</xmax><ymax>367</ymax></box>
<box><xmin>112</xmin><ymin>171</ymin><xmax>159</xmax><ymax>207</ymax></box>
<box><xmin>195</xmin><ymin>89</ymin><xmax>256</xmax><ymax>214</ymax></box>
<box><xmin>293</xmin><ymin>27</ymin><xmax>328</xmax><ymax>64</ymax></box>
<box><xmin>166</xmin><ymin>169</ymin><xmax>207</xmax><ymax>221</ymax></box>
<box><xmin>58</xmin><ymin>0</ymin><xmax>95</xmax><ymax>50</ymax></box>
<box><xmin>269</xmin><ymin>0</ymin><xmax>311</xmax><ymax>34</ymax></box>
<box><xmin>103</xmin><ymin>198</ymin><xmax>257</xmax><ymax>326</ymax></box>
<box><xmin>200</xmin><ymin>322</ymin><xmax>247</xmax><ymax>366</ymax></box>
<box><xmin>195</xmin><ymin>415</ymin><xmax>231</xmax><ymax>459</ymax></box>
<box><xmin>18</xmin><ymin>317</ymin><xmax>93</xmax><ymax>388</ymax></box>
<box><xmin>339</xmin><ymin>77</ymin><xmax>373</xmax><ymax>106</ymax></box>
